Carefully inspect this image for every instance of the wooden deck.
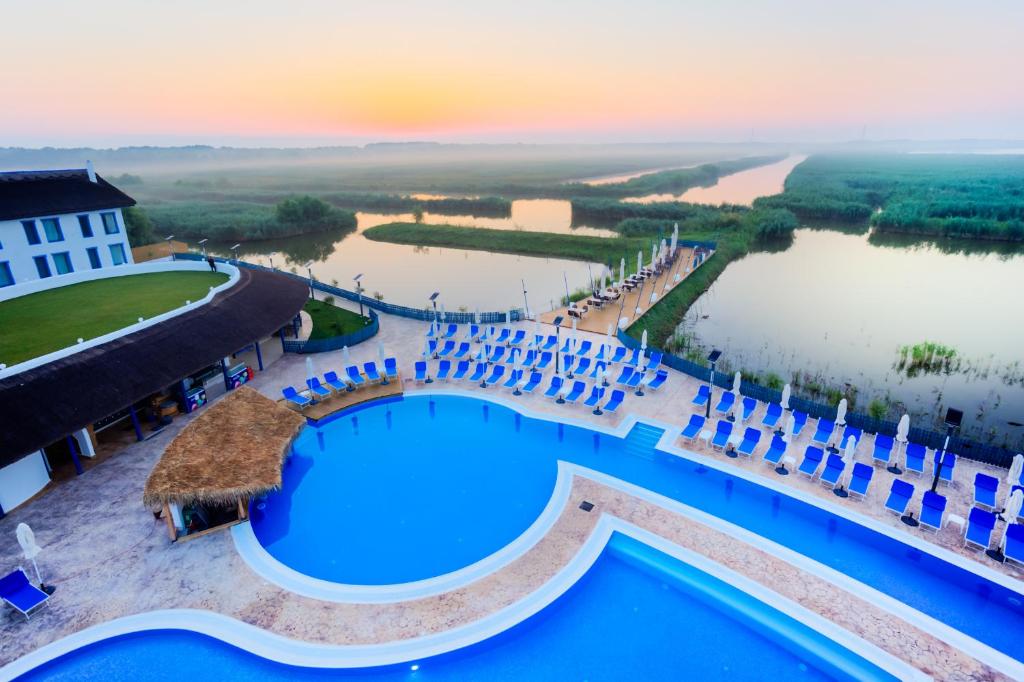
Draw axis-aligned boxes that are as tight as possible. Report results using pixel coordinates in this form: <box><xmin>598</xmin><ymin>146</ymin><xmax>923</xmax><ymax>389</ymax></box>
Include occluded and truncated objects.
<box><xmin>283</xmin><ymin>376</ymin><xmax>404</xmax><ymax>421</ymax></box>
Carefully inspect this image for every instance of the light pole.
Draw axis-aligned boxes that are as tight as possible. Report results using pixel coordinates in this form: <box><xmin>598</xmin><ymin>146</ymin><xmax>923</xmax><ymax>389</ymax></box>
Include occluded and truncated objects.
<box><xmin>552</xmin><ymin>315</ymin><xmax>564</xmax><ymax>375</ymax></box>
<box><xmin>429</xmin><ymin>291</ymin><xmax>440</xmax><ymax>325</ymax></box>
<box><xmin>705</xmin><ymin>349</ymin><xmax>722</xmax><ymax>420</ymax></box>
<box><xmin>353</xmin><ymin>273</ymin><xmax>364</xmax><ymax>316</ymax></box>
<box><xmin>268</xmin><ymin>255</ymin><xmax>274</xmax><ymax>270</ymax></box>
<box><xmin>932</xmin><ymin>408</ymin><xmax>962</xmax><ymax>492</ymax></box>
<box><xmin>521</xmin><ymin>279</ymin><xmax>530</xmax><ymax>320</ymax></box>
<box><xmin>164</xmin><ymin>234</ymin><xmax>175</xmax><ymax>259</ymax></box>
<box><xmin>230</xmin><ymin>243</ymin><xmax>240</xmax><ymax>265</ymax></box>
<box><xmin>304</xmin><ymin>261</ymin><xmax>315</xmax><ymax>300</ymax></box>
<box><xmin>197</xmin><ymin>238</ymin><xmax>208</xmax><ymax>259</ymax></box>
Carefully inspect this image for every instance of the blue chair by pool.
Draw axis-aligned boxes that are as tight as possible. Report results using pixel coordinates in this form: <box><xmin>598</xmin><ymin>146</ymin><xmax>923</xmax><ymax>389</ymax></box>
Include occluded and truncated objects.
<box><xmin>964</xmin><ymin>507</ymin><xmax>996</xmax><ymax>551</ymax></box>
<box><xmin>468</xmin><ymin>324</ymin><xmax>482</xmax><ymax>341</ymax></box>
<box><xmin>562</xmin><ymin>354</ymin><xmax>576</xmax><ymax>375</ymax></box>
<box><xmin>423</xmin><ymin>339</ymin><xmax>438</xmax><ymax>358</ymax></box>
<box><xmin>609</xmin><ymin>346</ymin><xmax>627</xmax><ymax>364</ymax></box>
<box><xmin>306</xmin><ymin>377</ymin><xmax>331</xmax><ymax>401</ymax></box>
<box><xmin>763</xmin><ymin>435</ymin><xmax>787</xmax><ymax>467</ymax></box>
<box><xmin>544</xmin><ymin>376</ymin><xmax>564</xmax><ymax>398</ymax></box>
<box><xmin>426</xmin><ymin>324</ymin><xmax>437</xmax><ymax>338</ymax></box>
<box><xmin>564</xmin><ymin>380</ymin><xmax>586</xmax><ymax>404</ymax></box>
<box><xmin>558</xmin><ymin>338</ymin><xmax>572</xmax><ymax>355</ymax></box>
<box><xmin>414</xmin><ymin>361</ymin><xmax>428</xmax><ymax>383</ymax></box>
<box><xmin>626</xmin><ymin>369</ymin><xmax>644</xmax><ymax>390</ymax></box>
<box><xmin>919</xmin><ymin>490</ymin><xmax>947</xmax><ymax>532</ymax></box>
<box><xmin>503</xmin><ymin>368</ymin><xmax>521</xmax><ymax>390</ymax></box>
<box><xmin>443</xmin><ymin>323</ymin><xmax>458</xmax><ymax>339</ymax></box>
<box><xmin>382</xmin><ymin>357</ymin><xmax>398</xmax><ymax>381</ymax></box>
<box><xmin>711</xmin><ymin>420</ymin><xmax>733</xmax><ymax>450</ymax></box>
<box><xmin>494</xmin><ymin>328</ymin><xmax>511</xmax><ymax>344</ymax></box>
<box><xmin>282</xmin><ymin>386</ymin><xmax>311</xmax><ymax>409</ymax></box>
<box><xmin>643</xmin><ymin>369</ymin><xmax>668</xmax><ymax>391</ymax></box>
<box><xmin>872</xmin><ymin>434</ymin><xmax>894</xmax><ymax>466</ymax></box>
<box><xmin>681</xmin><ymin>414</ymin><xmax>705</xmax><ymax>441</ymax></box>
<box><xmin>346</xmin><ymin>365</ymin><xmax>366</xmax><ymax>388</ymax></box>
<box><xmin>583</xmin><ymin>385</ymin><xmax>604</xmax><ymax>409</ymax></box>
<box><xmin>489</xmin><ymin>346</ymin><xmax>506</xmax><ymax>364</ymax></box>
<box><xmin>1005</xmin><ymin>524</ymin><xmax>1024</xmax><ymax>566</ymax></box>
<box><xmin>839</xmin><ymin>426</ymin><xmax>862</xmax><ymax>450</ymax></box>
<box><xmin>615</xmin><ymin>366</ymin><xmax>635</xmax><ymax>386</ymax></box>
<box><xmin>791</xmin><ymin>410</ymin><xmax>808</xmax><ymax>436</ymax></box>
<box><xmin>594</xmin><ymin>344</ymin><xmax>607</xmax><ymax>361</ymax></box>
<box><xmin>363</xmin><ymin>362</ymin><xmax>382</xmax><ymax>383</ymax></box>
<box><xmin>933</xmin><ymin>451</ymin><xmax>956</xmax><ymax>484</ymax></box>
<box><xmin>737</xmin><ymin>427</ymin><xmax>761</xmax><ymax>457</ymax></box>
<box><xmin>528</xmin><ymin>334</ymin><xmax>543</xmax><ymax>350</ymax></box>
<box><xmin>436</xmin><ymin>360</ymin><xmax>452</xmax><ymax>381</ymax></box>
<box><xmin>541</xmin><ymin>335</ymin><xmax>557</xmax><ymax>351</ymax></box>
<box><xmin>535</xmin><ymin>352</ymin><xmax>553</xmax><ymax>370</ymax></box>
<box><xmin>692</xmin><ymin>384</ymin><xmax>711</xmax><ymax>407</ymax></box>
<box><xmin>588</xmin><ymin>360</ymin><xmax>606</xmax><ymax>380</ymax></box>
<box><xmin>0</xmin><ymin>568</ymin><xmax>50</xmax><ymax>621</ymax></box>
<box><xmin>885</xmin><ymin>479</ymin><xmax>915</xmax><ymax>517</ymax></box>
<box><xmin>437</xmin><ymin>340</ymin><xmax>456</xmax><ymax>358</ymax></box>
<box><xmin>452</xmin><ymin>360</ymin><xmax>470</xmax><ymax>380</ymax></box>
<box><xmin>625</xmin><ymin>348</ymin><xmax>641</xmax><ymax>367</ymax></box>
<box><xmin>575</xmin><ymin>357</ymin><xmax>592</xmax><ymax>377</ymax></box>
<box><xmin>714</xmin><ymin>391</ymin><xmax>735</xmax><ymax>415</ymax></box>
<box><xmin>798</xmin><ymin>446</ymin><xmax>825</xmax><ymax>478</ymax></box>
<box><xmin>522</xmin><ymin>350</ymin><xmax>537</xmax><ymax>367</ymax></box>
<box><xmin>849</xmin><ymin>463</ymin><xmax>874</xmax><ymax>498</ymax></box>
<box><xmin>323</xmin><ymin>370</ymin><xmax>349</xmax><ymax>393</ymax></box>
<box><xmin>905</xmin><ymin>443</ymin><xmax>927</xmax><ymax>475</ymax></box>
<box><xmin>974</xmin><ymin>473</ymin><xmax>999</xmax><ymax>509</ymax></box>
<box><xmin>468</xmin><ymin>362</ymin><xmax>487</xmax><ymax>383</ymax></box>
<box><xmin>506</xmin><ymin>348</ymin><xmax>520</xmax><ymax>367</ymax></box>
<box><xmin>482</xmin><ymin>364</ymin><xmax>505</xmax><ymax>387</ymax></box>
<box><xmin>646</xmin><ymin>351</ymin><xmax>663</xmax><ymax>371</ymax></box>
<box><xmin>522</xmin><ymin>371</ymin><xmax>543</xmax><ymax>393</ymax></box>
<box><xmin>739</xmin><ymin>397</ymin><xmax>757</xmax><ymax>422</ymax></box>
<box><xmin>819</xmin><ymin>454</ymin><xmax>845</xmax><ymax>488</ymax></box>
<box><xmin>453</xmin><ymin>342</ymin><xmax>471</xmax><ymax>359</ymax></box>
<box><xmin>603</xmin><ymin>389</ymin><xmax>625</xmax><ymax>414</ymax></box>
<box><xmin>509</xmin><ymin>329</ymin><xmax>526</xmax><ymax>346</ymax></box>
<box><xmin>761</xmin><ymin>403</ymin><xmax>783</xmax><ymax>429</ymax></box>
<box><xmin>811</xmin><ymin>419</ymin><xmax>835</xmax><ymax>447</ymax></box>
<box><xmin>576</xmin><ymin>340</ymin><xmax>593</xmax><ymax>357</ymax></box>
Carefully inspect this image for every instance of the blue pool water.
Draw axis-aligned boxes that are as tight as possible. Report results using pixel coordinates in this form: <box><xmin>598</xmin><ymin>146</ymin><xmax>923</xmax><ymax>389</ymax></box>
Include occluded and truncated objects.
<box><xmin>251</xmin><ymin>394</ymin><xmax>1024</xmax><ymax>661</ymax></box>
<box><xmin>15</xmin><ymin>534</ymin><xmax>892</xmax><ymax>681</ymax></box>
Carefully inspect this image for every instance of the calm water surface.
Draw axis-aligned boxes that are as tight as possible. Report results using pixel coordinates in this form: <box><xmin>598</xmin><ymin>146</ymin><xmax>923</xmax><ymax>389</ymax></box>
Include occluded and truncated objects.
<box><xmin>680</xmin><ymin>228</ymin><xmax>1024</xmax><ymax>446</ymax></box>
<box><xmin>625</xmin><ymin>155</ymin><xmax>806</xmax><ymax>205</ymax></box>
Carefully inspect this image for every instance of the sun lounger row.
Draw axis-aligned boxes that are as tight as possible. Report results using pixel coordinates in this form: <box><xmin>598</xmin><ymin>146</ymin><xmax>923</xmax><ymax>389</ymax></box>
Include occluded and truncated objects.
<box><xmin>281</xmin><ymin>359</ymin><xmax>398</xmax><ymax>409</ymax></box>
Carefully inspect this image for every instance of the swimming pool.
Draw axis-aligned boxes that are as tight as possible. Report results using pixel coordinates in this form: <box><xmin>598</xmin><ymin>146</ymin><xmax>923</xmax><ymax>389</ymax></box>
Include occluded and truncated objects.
<box><xmin>10</xmin><ymin>533</ymin><xmax>895</xmax><ymax>681</ymax></box>
<box><xmin>249</xmin><ymin>393</ymin><xmax>1024</xmax><ymax>663</ymax></box>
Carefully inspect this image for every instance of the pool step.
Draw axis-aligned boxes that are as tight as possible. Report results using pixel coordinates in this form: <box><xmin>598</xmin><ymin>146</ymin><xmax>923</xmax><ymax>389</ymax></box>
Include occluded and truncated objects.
<box><xmin>623</xmin><ymin>423</ymin><xmax>666</xmax><ymax>459</ymax></box>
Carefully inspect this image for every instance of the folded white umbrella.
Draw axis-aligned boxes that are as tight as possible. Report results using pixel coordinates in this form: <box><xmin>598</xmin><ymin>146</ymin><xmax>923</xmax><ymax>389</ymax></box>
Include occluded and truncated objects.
<box><xmin>16</xmin><ymin>523</ymin><xmax>45</xmax><ymax>586</ymax></box>
<box><xmin>732</xmin><ymin>371</ymin><xmax>742</xmax><ymax>395</ymax></box>
<box><xmin>377</xmin><ymin>341</ymin><xmax>387</xmax><ymax>370</ymax></box>
<box><xmin>780</xmin><ymin>383</ymin><xmax>791</xmax><ymax>410</ymax></box>
<box><xmin>640</xmin><ymin>329</ymin><xmax>648</xmax><ymax>355</ymax></box>
<box><xmin>1008</xmin><ymin>453</ymin><xmax>1023</xmax><ymax>490</ymax></box>
<box><xmin>341</xmin><ymin>345</ymin><xmax>351</xmax><ymax>365</ymax></box>
<box><xmin>836</xmin><ymin>398</ymin><xmax>848</xmax><ymax>425</ymax></box>
<box><xmin>619</xmin><ymin>258</ymin><xmax>626</xmax><ymax>286</ymax></box>
<box><xmin>896</xmin><ymin>414</ymin><xmax>910</xmax><ymax>442</ymax></box>
<box><xmin>1003</xmin><ymin>490</ymin><xmax>1024</xmax><ymax>551</ymax></box>
<box><xmin>671</xmin><ymin>223</ymin><xmax>678</xmax><ymax>255</ymax></box>
<box><xmin>637</xmin><ymin>250</ymin><xmax>643</xmax><ymax>274</ymax></box>
<box><xmin>783</xmin><ymin>414</ymin><xmax>796</xmax><ymax>444</ymax></box>
<box><xmin>305</xmin><ymin>356</ymin><xmax>316</xmax><ymax>383</ymax></box>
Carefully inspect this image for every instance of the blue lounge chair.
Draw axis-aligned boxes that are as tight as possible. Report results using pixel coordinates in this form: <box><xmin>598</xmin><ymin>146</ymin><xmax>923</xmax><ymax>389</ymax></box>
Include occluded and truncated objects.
<box><xmin>576</xmin><ymin>340</ymin><xmax>593</xmax><ymax>357</ymax></box>
<box><xmin>609</xmin><ymin>346</ymin><xmax>627</xmax><ymax>363</ymax></box>
<box><xmin>603</xmin><ymin>389</ymin><xmax>625</xmax><ymax>413</ymax></box>
<box><xmin>737</xmin><ymin>427</ymin><xmax>761</xmax><ymax>457</ymax></box>
<box><xmin>535</xmin><ymin>352</ymin><xmax>553</xmax><ymax>370</ymax></box>
<box><xmin>468</xmin><ymin>362</ymin><xmax>486</xmax><ymax>383</ymax></box>
<box><xmin>714</xmin><ymin>391</ymin><xmax>735</xmax><ymax>415</ymax></box>
<box><xmin>626</xmin><ymin>369</ymin><xmax>643</xmax><ymax>390</ymax></box>
<box><xmin>905</xmin><ymin>443</ymin><xmax>926</xmax><ymax>475</ymax></box>
<box><xmin>646</xmin><ymin>351</ymin><xmax>663</xmax><ymax>370</ymax></box>
<box><xmin>522</xmin><ymin>350</ymin><xmax>537</xmax><ymax>367</ymax></box>
<box><xmin>761</xmin><ymin>402</ymin><xmax>782</xmax><ymax>429</ymax></box>
<box><xmin>452</xmin><ymin>360</ymin><xmax>470</xmax><ymax>380</ymax></box>
<box><xmin>281</xmin><ymin>386</ymin><xmax>311</xmax><ymax>409</ymax></box>
<box><xmin>763</xmin><ymin>435</ymin><xmax>787</xmax><ymax>467</ymax></box>
<box><xmin>0</xmin><ymin>569</ymin><xmax>50</xmax><ymax>620</ymax></box>
<box><xmin>509</xmin><ymin>329</ymin><xmax>526</xmax><ymax>346</ymax></box>
<box><xmin>494</xmin><ymin>328</ymin><xmax>511</xmax><ymax>344</ymax></box>
<box><xmin>323</xmin><ymin>370</ymin><xmax>349</xmax><ymax>392</ymax></box>
<box><xmin>383</xmin><ymin>357</ymin><xmax>398</xmax><ymax>381</ymax></box>
<box><xmin>692</xmin><ymin>384</ymin><xmax>711</xmax><ymax>407</ymax></box>
<box><xmin>583</xmin><ymin>385</ymin><xmax>604</xmax><ymax>408</ymax></box>
<box><xmin>615</xmin><ymin>366</ymin><xmax>635</xmax><ymax>386</ymax></box>
<box><xmin>588</xmin><ymin>360</ymin><xmax>606</xmax><ymax>380</ymax></box>
<box><xmin>437</xmin><ymin>340</ymin><xmax>456</xmax><ymax>357</ymax></box>
<box><xmin>792</xmin><ymin>410</ymin><xmax>808</xmax><ymax>436</ymax></box>
<box><xmin>885</xmin><ymin>479</ymin><xmax>915</xmax><ymax>516</ymax></box>
<box><xmin>306</xmin><ymin>377</ymin><xmax>331</xmax><ymax>401</ymax></box>
<box><xmin>528</xmin><ymin>334</ymin><xmax>543</xmax><ymax>350</ymax></box>
<box><xmin>544</xmin><ymin>376</ymin><xmax>564</xmax><ymax>398</ymax></box>
<box><xmin>363</xmin><ymin>362</ymin><xmax>382</xmax><ymax>383</ymax></box>
<box><xmin>575</xmin><ymin>357</ymin><xmax>592</xmax><ymax>377</ymax></box>
<box><xmin>740</xmin><ymin>397</ymin><xmax>757</xmax><ymax>422</ymax></box>
<box><xmin>798</xmin><ymin>446</ymin><xmax>825</xmax><ymax>478</ymax></box>
<box><xmin>872</xmin><ymin>434</ymin><xmax>894</xmax><ymax>466</ymax></box>
<box><xmin>933</xmin><ymin>451</ymin><xmax>956</xmax><ymax>484</ymax></box>
<box><xmin>522</xmin><ymin>371</ymin><xmax>543</xmax><ymax>393</ymax></box>
<box><xmin>489</xmin><ymin>346</ymin><xmax>506</xmax><ymax>364</ymax></box>
<box><xmin>964</xmin><ymin>507</ymin><xmax>996</xmax><ymax>550</ymax></box>
<box><xmin>562</xmin><ymin>354</ymin><xmax>576</xmax><ymax>375</ymax></box>
<box><xmin>681</xmin><ymin>414</ymin><xmax>705</xmax><ymax>441</ymax></box>
<box><xmin>919</xmin><ymin>491</ymin><xmax>947</xmax><ymax>532</ymax></box>
<box><xmin>820</xmin><ymin>454</ymin><xmax>845</xmax><ymax>488</ymax></box>
<box><xmin>426</xmin><ymin>324</ymin><xmax>437</xmax><ymax>338</ymax></box>
<box><xmin>346</xmin><ymin>365</ymin><xmax>366</xmax><ymax>388</ymax></box>
<box><xmin>558</xmin><ymin>338</ymin><xmax>572</xmax><ymax>355</ymax></box>
<box><xmin>468</xmin><ymin>324</ymin><xmax>481</xmax><ymax>341</ymax></box>
<box><xmin>643</xmin><ymin>369</ymin><xmax>668</xmax><ymax>391</ymax></box>
<box><xmin>811</xmin><ymin>419</ymin><xmax>835</xmax><ymax>447</ymax></box>
<box><xmin>974</xmin><ymin>473</ymin><xmax>999</xmax><ymax>509</ymax></box>
<box><xmin>541</xmin><ymin>335</ymin><xmax>557</xmax><ymax>351</ymax></box>
<box><xmin>625</xmin><ymin>348</ymin><xmax>641</xmax><ymax>367</ymax></box>
<box><xmin>849</xmin><ymin>463</ymin><xmax>873</xmax><ymax>498</ymax></box>
<box><xmin>482</xmin><ymin>364</ymin><xmax>505</xmax><ymax>387</ymax></box>
<box><xmin>453</xmin><ymin>342</ymin><xmax>471</xmax><ymax>359</ymax></box>
<box><xmin>564</xmin><ymin>380</ymin><xmax>586</xmax><ymax>404</ymax></box>
<box><xmin>594</xmin><ymin>344</ymin><xmax>606</xmax><ymax>361</ymax></box>
<box><xmin>503</xmin><ymin>368</ymin><xmax>521</xmax><ymax>390</ymax></box>
<box><xmin>436</xmin><ymin>360</ymin><xmax>452</xmax><ymax>381</ymax></box>
<box><xmin>839</xmin><ymin>426</ymin><xmax>862</xmax><ymax>450</ymax></box>
<box><xmin>711</xmin><ymin>420</ymin><xmax>733</xmax><ymax>450</ymax></box>
<box><xmin>443</xmin><ymin>323</ymin><xmax>458</xmax><ymax>339</ymax></box>
<box><xmin>1005</xmin><ymin>524</ymin><xmax>1024</xmax><ymax>566</ymax></box>
<box><xmin>423</xmin><ymin>339</ymin><xmax>438</xmax><ymax>358</ymax></box>
<box><xmin>414</xmin><ymin>361</ymin><xmax>428</xmax><ymax>383</ymax></box>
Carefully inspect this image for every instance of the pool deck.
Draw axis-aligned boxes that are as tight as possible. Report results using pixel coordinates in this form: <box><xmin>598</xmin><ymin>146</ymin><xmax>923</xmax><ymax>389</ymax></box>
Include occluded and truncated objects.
<box><xmin>2</xmin><ymin>299</ymin><xmax>1022</xmax><ymax>680</ymax></box>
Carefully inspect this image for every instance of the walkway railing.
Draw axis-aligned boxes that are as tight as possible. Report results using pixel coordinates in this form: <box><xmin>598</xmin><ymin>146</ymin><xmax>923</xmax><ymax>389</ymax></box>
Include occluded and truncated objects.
<box><xmin>283</xmin><ymin>309</ymin><xmax>379</xmax><ymax>354</ymax></box>
<box><xmin>616</xmin><ymin>329</ymin><xmax>1016</xmax><ymax>468</ymax></box>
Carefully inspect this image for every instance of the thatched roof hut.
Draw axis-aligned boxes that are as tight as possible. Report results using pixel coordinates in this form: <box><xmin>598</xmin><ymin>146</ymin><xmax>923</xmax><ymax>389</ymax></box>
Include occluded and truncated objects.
<box><xmin>143</xmin><ymin>386</ymin><xmax>305</xmax><ymax>511</ymax></box>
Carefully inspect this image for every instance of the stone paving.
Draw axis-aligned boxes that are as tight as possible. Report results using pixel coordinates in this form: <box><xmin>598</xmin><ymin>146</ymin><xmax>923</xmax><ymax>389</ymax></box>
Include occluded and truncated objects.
<box><xmin>1</xmin><ymin>299</ymin><xmax>1022</xmax><ymax>678</ymax></box>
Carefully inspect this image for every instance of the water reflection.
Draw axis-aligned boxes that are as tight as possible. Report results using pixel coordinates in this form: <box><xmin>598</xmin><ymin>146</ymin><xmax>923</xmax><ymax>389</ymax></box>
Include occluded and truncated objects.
<box><xmin>355</xmin><ymin>200</ymin><xmax>616</xmax><ymax>237</ymax></box>
<box><xmin>624</xmin><ymin>155</ymin><xmax>807</xmax><ymax>205</ymax></box>
<box><xmin>681</xmin><ymin>228</ymin><xmax>1024</xmax><ymax>447</ymax></box>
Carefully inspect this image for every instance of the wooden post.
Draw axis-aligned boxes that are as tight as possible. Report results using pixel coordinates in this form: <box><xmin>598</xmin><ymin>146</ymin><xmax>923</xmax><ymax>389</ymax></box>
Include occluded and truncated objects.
<box><xmin>163</xmin><ymin>503</ymin><xmax>177</xmax><ymax>541</ymax></box>
<box><xmin>237</xmin><ymin>498</ymin><xmax>249</xmax><ymax>521</ymax></box>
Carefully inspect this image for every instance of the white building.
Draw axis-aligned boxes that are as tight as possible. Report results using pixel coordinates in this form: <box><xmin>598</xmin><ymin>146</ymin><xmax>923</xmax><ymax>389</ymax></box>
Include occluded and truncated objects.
<box><xmin>0</xmin><ymin>162</ymin><xmax>136</xmax><ymax>287</ymax></box>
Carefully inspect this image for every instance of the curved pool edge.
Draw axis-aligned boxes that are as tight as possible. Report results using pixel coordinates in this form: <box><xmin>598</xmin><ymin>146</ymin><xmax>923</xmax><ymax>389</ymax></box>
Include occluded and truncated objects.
<box><xmin>0</xmin><ymin>517</ymin><xmax>923</xmax><ymax>682</ymax></box>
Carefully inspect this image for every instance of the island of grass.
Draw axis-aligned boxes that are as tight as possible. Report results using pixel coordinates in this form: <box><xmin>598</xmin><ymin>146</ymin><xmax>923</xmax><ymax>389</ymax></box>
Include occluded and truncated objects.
<box><xmin>304</xmin><ymin>299</ymin><xmax>373</xmax><ymax>339</ymax></box>
<box><xmin>0</xmin><ymin>271</ymin><xmax>229</xmax><ymax>366</ymax></box>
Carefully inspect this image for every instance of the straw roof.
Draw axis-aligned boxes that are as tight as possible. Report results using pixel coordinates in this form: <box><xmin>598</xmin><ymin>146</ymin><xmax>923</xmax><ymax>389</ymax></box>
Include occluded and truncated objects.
<box><xmin>143</xmin><ymin>386</ymin><xmax>306</xmax><ymax>508</ymax></box>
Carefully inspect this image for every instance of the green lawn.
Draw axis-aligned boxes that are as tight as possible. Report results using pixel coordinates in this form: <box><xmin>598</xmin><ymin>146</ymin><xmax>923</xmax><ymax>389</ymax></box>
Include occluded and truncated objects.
<box><xmin>304</xmin><ymin>299</ymin><xmax>373</xmax><ymax>339</ymax></box>
<box><xmin>0</xmin><ymin>272</ymin><xmax>229</xmax><ymax>365</ymax></box>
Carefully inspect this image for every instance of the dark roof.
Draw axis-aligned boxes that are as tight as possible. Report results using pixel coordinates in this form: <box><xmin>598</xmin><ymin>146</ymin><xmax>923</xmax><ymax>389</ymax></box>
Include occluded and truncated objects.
<box><xmin>0</xmin><ymin>169</ymin><xmax>136</xmax><ymax>221</ymax></box>
<box><xmin>0</xmin><ymin>268</ymin><xmax>307</xmax><ymax>465</ymax></box>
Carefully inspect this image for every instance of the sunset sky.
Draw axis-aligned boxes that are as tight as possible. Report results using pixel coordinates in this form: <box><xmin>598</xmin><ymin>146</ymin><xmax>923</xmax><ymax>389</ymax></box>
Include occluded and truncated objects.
<box><xmin>3</xmin><ymin>0</ymin><xmax>1022</xmax><ymax>146</ymax></box>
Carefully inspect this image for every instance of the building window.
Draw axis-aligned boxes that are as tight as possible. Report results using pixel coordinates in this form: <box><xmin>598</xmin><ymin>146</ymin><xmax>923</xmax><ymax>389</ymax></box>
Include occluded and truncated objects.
<box><xmin>23</xmin><ymin>220</ymin><xmax>41</xmax><ymax>245</ymax></box>
<box><xmin>42</xmin><ymin>218</ymin><xmax>64</xmax><ymax>243</ymax></box>
<box><xmin>78</xmin><ymin>214</ymin><xmax>94</xmax><ymax>238</ymax></box>
<box><xmin>87</xmin><ymin>246</ymin><xmax>102</xmax><ymax>269</ymax></box>
<box><xmin>52</xmin><ymin>251</ymin><xmax>73</xmax><ymax>275</ymax></box>
<box><xmin>101</xmin><ymin>212</ymin><xmax>120</xmax><ymax>234</ymax></box>
<box><xmin>34</xmin><ymin>255</ymin><xmax>52</xmax><ymax>278</ymax></box>
<box><xmin>109</xmin><ymin>243</ymin><xmax>127</xmax><ymax>265</ymax></box>
<box><xmin>0</xmin><ymin>262</ymin><xmax>13</xmax><ymax>287</ymax></box>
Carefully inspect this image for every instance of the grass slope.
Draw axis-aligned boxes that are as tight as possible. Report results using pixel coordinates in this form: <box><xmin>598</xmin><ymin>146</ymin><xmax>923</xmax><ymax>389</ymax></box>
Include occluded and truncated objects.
<box><xmin>304</xmin><ymin>299</ymin><xmax>373</xmax><ymax>339</ymax></box>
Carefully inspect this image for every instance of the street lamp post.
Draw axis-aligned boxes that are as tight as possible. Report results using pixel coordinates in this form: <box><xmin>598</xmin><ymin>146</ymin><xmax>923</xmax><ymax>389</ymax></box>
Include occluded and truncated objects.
<box><xmin>304</xmin><ymin>261</ymin><xmax>315</xmax><ymax>300</ymax></box>
<box><xmin>552</xmin><ymin>315</ymin><xmax>564</xmax><ymax>375</ymax></box>
<box><xmin>230</xmin><ymin>243</ymin><xmax>240</xmax><ymax>265</ymax></box>
<box><xmin>353</xmin><ymin>273</ymin><xmax>364</xmax><ymax>316</ymax></box>
<box><xmin>932</xmin><ymin>408</ymin><xmax>963</xmax><ymax>492</ymax></box>
<box><xmin>164</xmin><ymin>234</ymin><xmax>175</xmax><ymax>259</ymax></box>
<box><xmin>705</xmin><ymin>349</ymin><xmax>722</xmax><ymax>420</ymax></box>
<box><xmin>197</xmin><ymin>238</ymin><xmax>208</xmax><ymax>258</ymax></box>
